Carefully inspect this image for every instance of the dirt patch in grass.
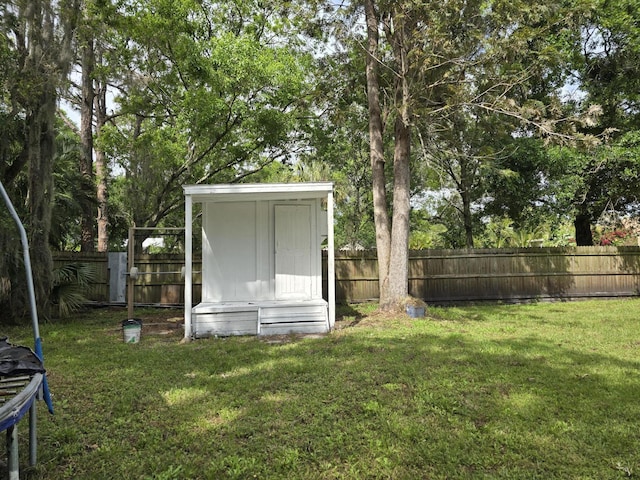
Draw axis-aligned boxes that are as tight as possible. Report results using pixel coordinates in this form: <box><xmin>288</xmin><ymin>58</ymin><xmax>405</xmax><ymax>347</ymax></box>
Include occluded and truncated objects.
<box><xmin>95</xmin><ymin>306</ymin><xmax>185</xmax><ymax>337</ymax></box>
<box><xmin>142</xmin><ymin>319</ymin><xmax>183</xmax><ymax>336</ymax></box>
<box><xmin>335</xmin><ymin>307</ymin><xmax>421</xmax><ymax>331</ymax></box>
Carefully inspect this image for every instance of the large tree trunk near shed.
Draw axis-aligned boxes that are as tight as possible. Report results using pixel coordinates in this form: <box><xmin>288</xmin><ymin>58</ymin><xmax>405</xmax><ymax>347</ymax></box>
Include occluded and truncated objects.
<box><xmin>364</xmin><ymin>0</ymin><xmax>392</xmax><ymax>306</ymax></box>
<box><xmin>95</xmin><ymin>79</ymin><xmax>109</xmax><ymax>253</ymax></box>
<box><xmin>79</xmin><ymin>33</ymin><xmax>96</xmax><ymax>252</ymax></box>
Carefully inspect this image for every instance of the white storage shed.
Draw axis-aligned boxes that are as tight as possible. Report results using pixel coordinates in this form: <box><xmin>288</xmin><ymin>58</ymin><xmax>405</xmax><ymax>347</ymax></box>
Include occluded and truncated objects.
<box><xmin>183</xmin><ymin>183</ymin><xmax>335</xmax><ymax>339</ymax></box>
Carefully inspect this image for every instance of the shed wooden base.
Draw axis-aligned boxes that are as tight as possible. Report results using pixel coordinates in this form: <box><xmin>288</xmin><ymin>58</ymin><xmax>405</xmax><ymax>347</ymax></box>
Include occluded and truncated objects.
<box><xmin>192</xmin><ymin>300</ymin><xmax>329</xmax><ymax>337</ymax></box>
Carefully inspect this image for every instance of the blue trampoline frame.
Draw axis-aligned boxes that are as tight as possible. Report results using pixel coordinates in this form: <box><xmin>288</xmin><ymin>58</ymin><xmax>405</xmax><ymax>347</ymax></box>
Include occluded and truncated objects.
<box><xmin>0</xmin><ymin>180</ymin><xmax>53</xmax><ymax>479</ymax></box>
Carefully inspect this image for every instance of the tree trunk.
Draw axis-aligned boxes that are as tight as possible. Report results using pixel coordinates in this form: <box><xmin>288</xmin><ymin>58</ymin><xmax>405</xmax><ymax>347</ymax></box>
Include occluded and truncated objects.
<box><xmin>364</xmin><ymin>0</ymin><xmax>416</xmax><ymax>311</ymax></box>
<box><xmin>379</xmin><ymin>4</ymin><xmax>414</xmax><ymax>310</ymax></box>
<box><xmin>22</xmin><ymin>0</ymin><xmax>55</xmax><ymax>318</ymax></box>
<box><xmin>460</xmin><ymin>160</ymin><xmax>474</xmax><ymax>248</ymax></box>
<box><xmin>95</xmin><ymin>80</ymin><xmax>109</xmax><ymax>252</ymax></box>
<box><xmin>383</xmin><ymin>14</ymin><xmax>412</xmax><ymax>309</ymax></box>
<box><xmin>385</xmin><ymin>114</ymin><xmax>411</xmax><ymax>309</ymax></box>
<box><xmin>574</xmin><ymin>212</ymin><xmax>593</xmax><ymax>246</ymax></box>
<box><xmin>462</xmin><ymin>194</ymin><xmax>474</xmax><ymax>248</ymax></box>
<box><xmin>19</xmin><ymin>0</ymin><xmax>77</xmax><ymax>317</ymax></box>
<box><xmin>79</xmin><ymin>34</ymin><xmax>96</xmax><ymax>252</ymax></box>
<box><xmin>27</xmin><ymin>90</ymin><xmax>56</xmax><ymax>318</ymax></box>
<box><xmin>364</xmin><ymin>0</ymin><xmax>391</xmax><ymax>304</ymax></box>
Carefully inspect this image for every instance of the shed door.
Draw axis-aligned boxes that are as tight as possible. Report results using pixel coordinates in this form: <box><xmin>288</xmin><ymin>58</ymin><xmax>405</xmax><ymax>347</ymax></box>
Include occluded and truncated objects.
<box><xmin>275</xmin><ymin>205</ymin><xmax>312</xmax><ymax>300</ymax></box>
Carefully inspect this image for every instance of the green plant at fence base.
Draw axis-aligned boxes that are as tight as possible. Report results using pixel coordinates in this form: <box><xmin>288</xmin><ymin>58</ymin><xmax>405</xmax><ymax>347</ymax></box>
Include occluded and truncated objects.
<box><xmin>50</xmin><ymin>262</ymin><xmax>98</xmax><ymax>318</ymax></box>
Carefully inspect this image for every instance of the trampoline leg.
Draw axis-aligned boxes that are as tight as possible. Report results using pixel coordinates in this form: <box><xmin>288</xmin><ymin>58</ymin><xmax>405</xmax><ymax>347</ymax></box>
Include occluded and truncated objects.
<box><xmin>29</xmin><ymin>401</ymin><xmax>37</xmax><ymax>466</ymax></box>
<box><xmin>7</xmin><ymin>424</ymin><xmax>19</xmax><ymax>480</ymax></box>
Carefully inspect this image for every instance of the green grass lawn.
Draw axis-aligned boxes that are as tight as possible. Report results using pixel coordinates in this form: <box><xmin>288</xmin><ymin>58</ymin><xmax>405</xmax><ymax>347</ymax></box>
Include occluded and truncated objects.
<box><xmin>3</xmin><ymin>299</ymin><xmax>640</xmax><ymax>479</ymax></box>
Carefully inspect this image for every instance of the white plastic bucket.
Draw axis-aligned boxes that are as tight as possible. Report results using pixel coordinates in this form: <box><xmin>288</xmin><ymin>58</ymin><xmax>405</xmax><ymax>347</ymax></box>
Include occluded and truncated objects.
<box><xmin>122</xmin><ymin>319</ymin><xmax>142</xmax><ymax>343</ymax></box>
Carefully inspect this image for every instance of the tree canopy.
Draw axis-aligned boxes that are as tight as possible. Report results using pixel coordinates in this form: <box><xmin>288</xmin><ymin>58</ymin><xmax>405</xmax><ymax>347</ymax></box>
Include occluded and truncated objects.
<box><xmin>2</xmin><ymin>0</ymin><xmax>640</xmax><ymax>317</ymax></box>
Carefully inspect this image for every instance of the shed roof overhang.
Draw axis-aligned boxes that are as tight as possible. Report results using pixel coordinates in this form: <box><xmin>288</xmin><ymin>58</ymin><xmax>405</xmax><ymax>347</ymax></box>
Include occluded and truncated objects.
<box><xmin>183</xmin><ymin>182</ymin><xmax>333</xmax><ymax>203</ymax></box>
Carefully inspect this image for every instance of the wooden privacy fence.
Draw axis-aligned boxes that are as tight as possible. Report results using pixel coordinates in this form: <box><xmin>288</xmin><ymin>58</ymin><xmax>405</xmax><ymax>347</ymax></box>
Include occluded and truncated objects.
<box><xmin>329</xmin><ymin>247</ymin><xmax>640</xmax><ymax>303</ymax></box>
<box><xmin>52</xmin><ymin>252</ymin><xmax>202</xmax><ymax>305</ymax></box>
<box><xmin>53</xmin><ymin>246</ymin><xmax>640</xmax><ymax>306</ymax></box>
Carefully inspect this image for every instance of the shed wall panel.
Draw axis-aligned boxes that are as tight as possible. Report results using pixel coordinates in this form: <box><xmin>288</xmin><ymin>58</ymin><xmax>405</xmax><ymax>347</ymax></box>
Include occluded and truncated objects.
<box><xmin>202</xmin><ymin>202</ymin><xmax>258</xmax><ymax>302</ymax></box>
<box><xmin>275</xmin><ymin>204</ymin><xmax>312</xmax><ymax>300</ymax></box>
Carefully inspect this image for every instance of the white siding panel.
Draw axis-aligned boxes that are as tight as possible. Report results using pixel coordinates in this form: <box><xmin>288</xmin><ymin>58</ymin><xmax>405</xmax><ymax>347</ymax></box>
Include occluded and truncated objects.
<box><xmin>259</xmin><ymin>322</ymin><xmax>329</xmax><ymax>335</ymax></box>
<box><xmin>202</xmin><ymin>202</ymin><xmax>257</xmax><ymax>302</ymax></box>
<box><xmin>194</xmin><ymin>310</ymin><xmax>258</xmax><ymax>337</ymax></box>
<box><xmin>258</xmin><ymin>302</ymin><xmax>329</xmax><ymax>335</ymax></box>
<box><xmin>275</xmin><ymin>205</ymin><xmax>312</xmax><ymax>300</ymax></box>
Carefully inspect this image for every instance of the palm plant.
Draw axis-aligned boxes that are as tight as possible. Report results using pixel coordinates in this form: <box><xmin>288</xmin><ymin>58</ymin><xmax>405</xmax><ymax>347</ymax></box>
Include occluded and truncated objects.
<box><xmin>50</xmin><ymin>263</ymin><xmax>97</xmax><ymax>318</ymax></box>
